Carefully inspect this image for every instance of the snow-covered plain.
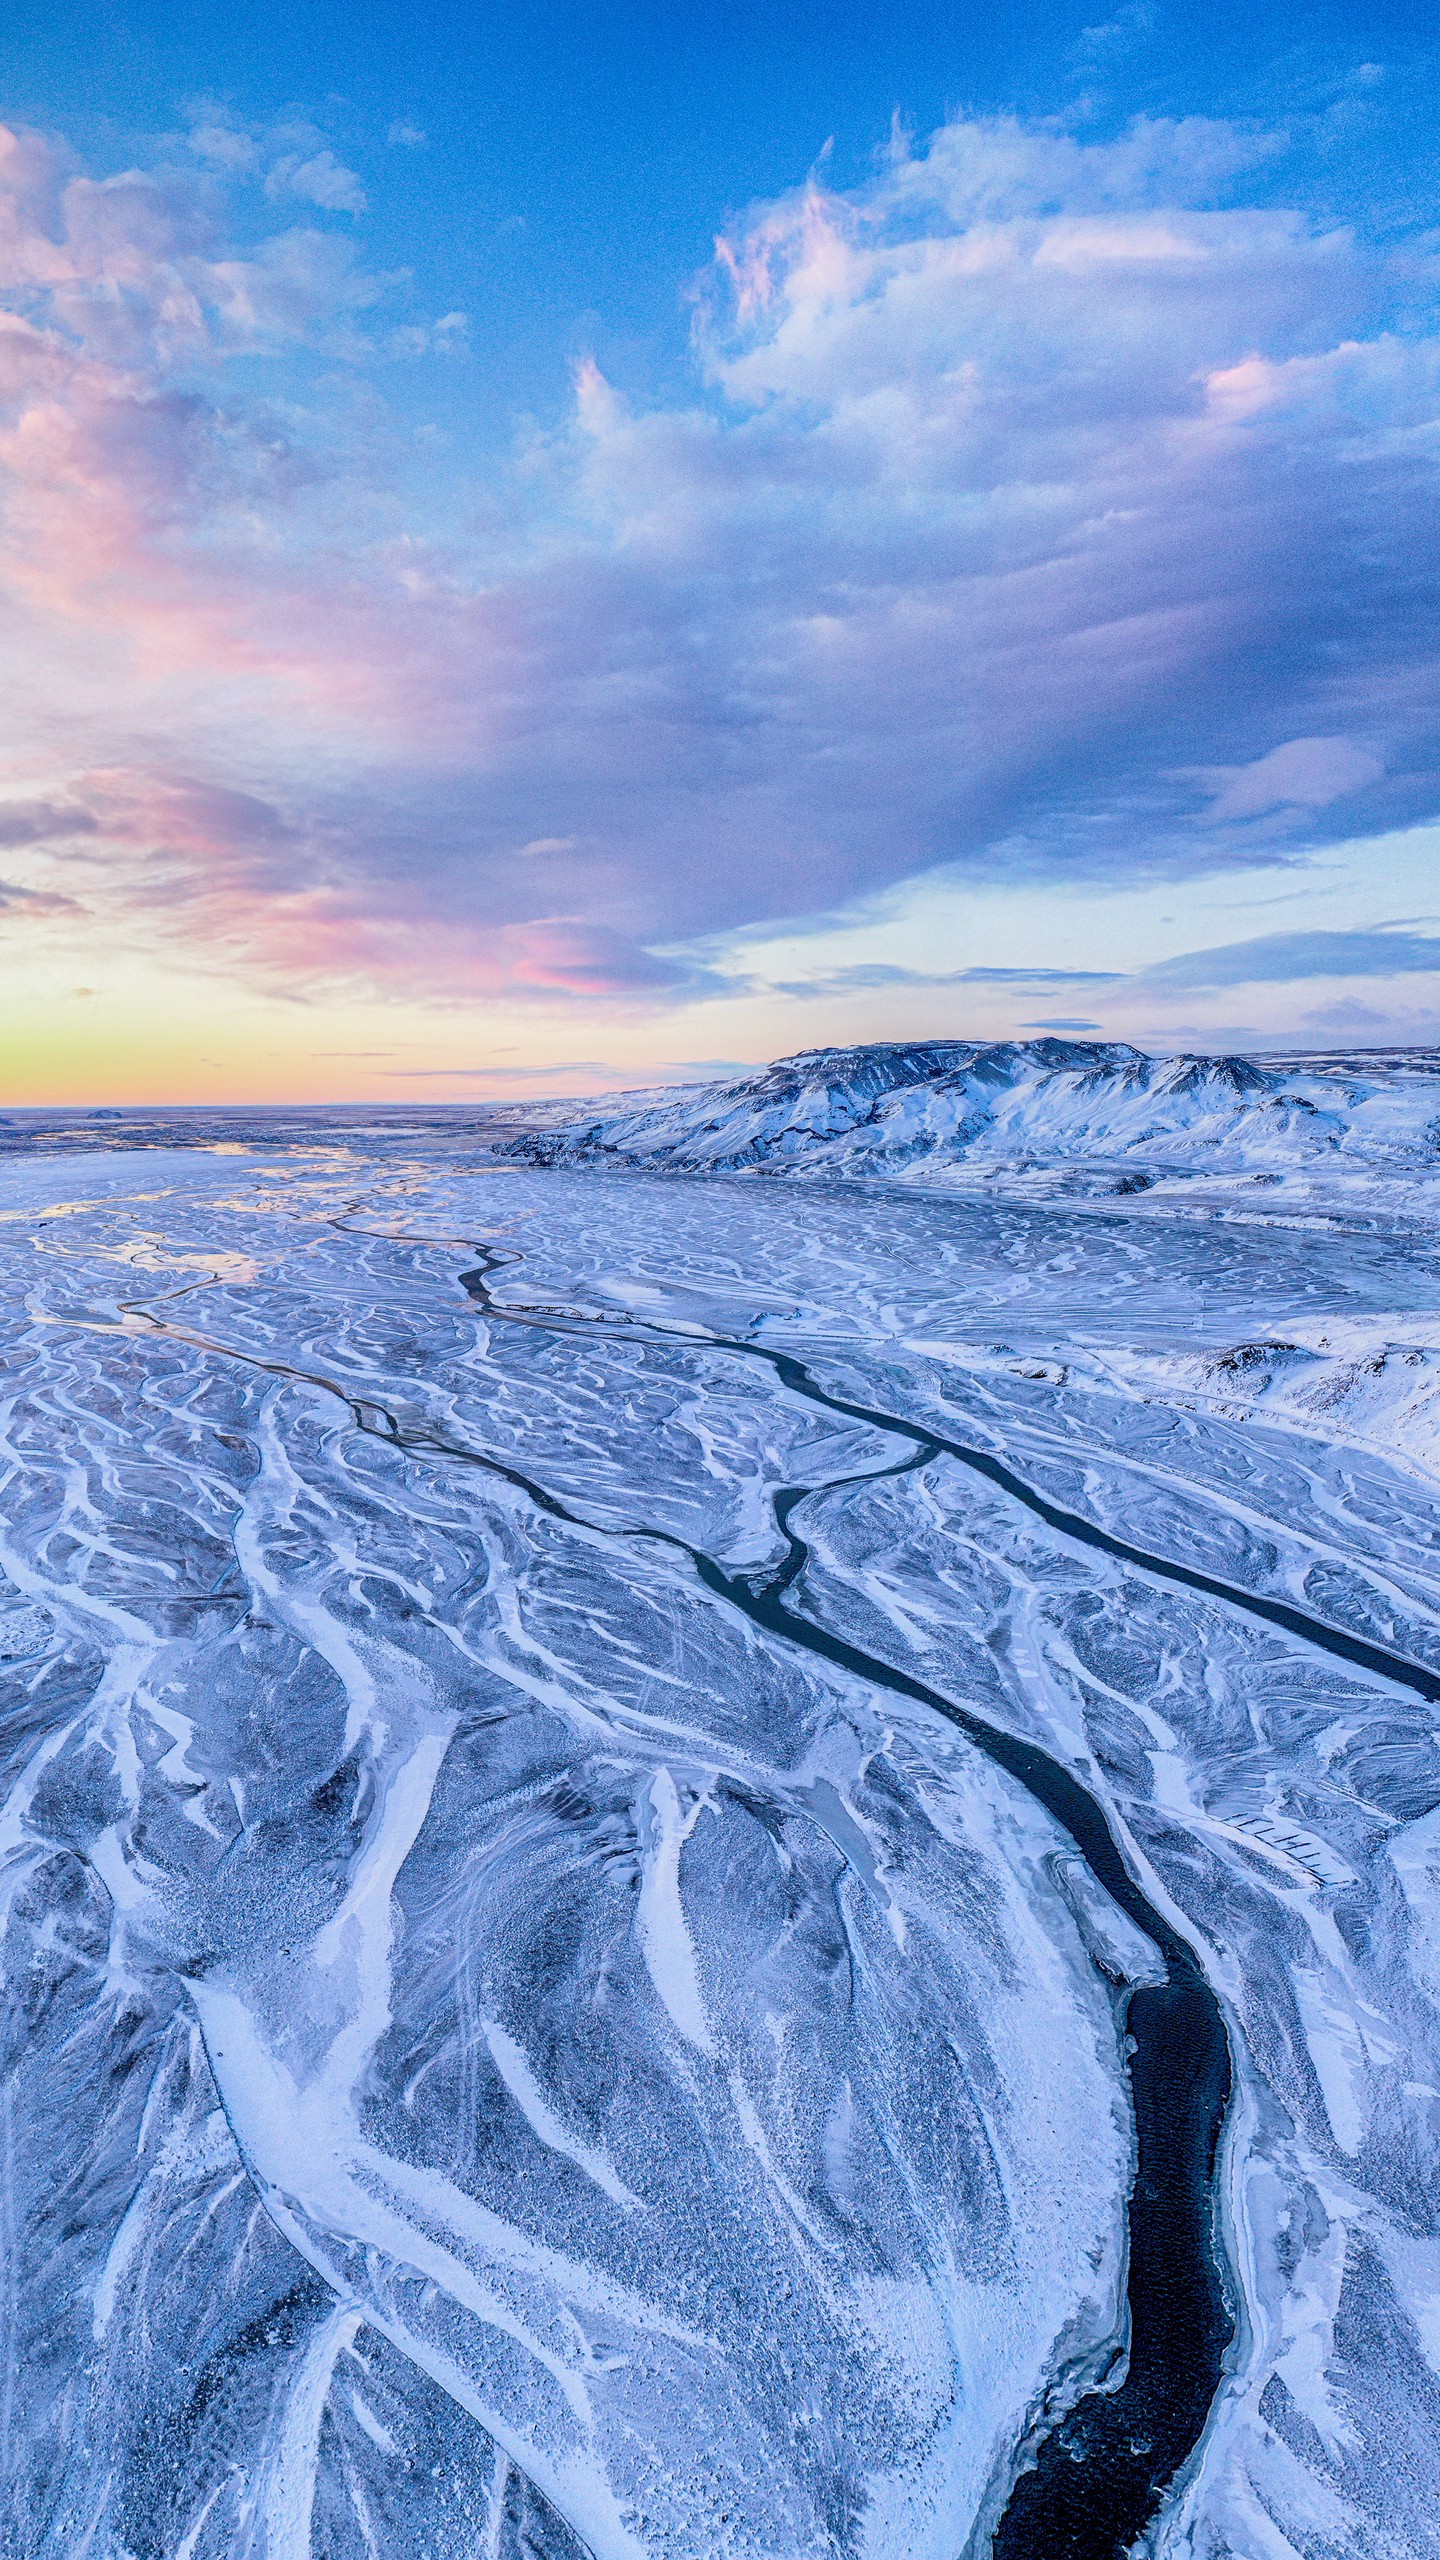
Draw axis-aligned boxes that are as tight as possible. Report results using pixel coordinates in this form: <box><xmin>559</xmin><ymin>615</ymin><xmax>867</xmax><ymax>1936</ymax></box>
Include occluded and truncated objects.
<box><xmin>4</xmin><ymin>1040</ymin><xmax>1440</xmax><ymax>2559</ymax></box>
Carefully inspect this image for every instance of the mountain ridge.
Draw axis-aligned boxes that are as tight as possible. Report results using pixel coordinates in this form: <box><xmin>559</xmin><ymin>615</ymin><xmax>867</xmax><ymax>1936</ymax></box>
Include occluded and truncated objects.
<box><xmin>485</xmin><ymin>1035</ymin><xmax>1440</xmax><ymax>1199</ymax></box>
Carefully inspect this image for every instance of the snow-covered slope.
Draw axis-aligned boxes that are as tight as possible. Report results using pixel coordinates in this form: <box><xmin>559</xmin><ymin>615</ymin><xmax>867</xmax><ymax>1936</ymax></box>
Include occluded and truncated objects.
<box><xmin>488</xmin><ymin>1037</ymin><xmax>1440</xmax><ymax>1200</ymax></box>
<box><xmin>1083</xmin><ymin>1316</ymin><xmax>1440</xmax><ymax>1479</ymax></box>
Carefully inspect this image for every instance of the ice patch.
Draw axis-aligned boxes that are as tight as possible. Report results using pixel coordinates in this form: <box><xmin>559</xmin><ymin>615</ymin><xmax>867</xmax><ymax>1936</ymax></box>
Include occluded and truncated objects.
<box><xmin>481</xmin><ymin>2020</ymin><xmax>642</xmax><ymax>2212</ymax></box>
<box><xmin>636</xmin><ymin>1767</ymin><xmax>716</xmax><ymax>2058</ymax></box>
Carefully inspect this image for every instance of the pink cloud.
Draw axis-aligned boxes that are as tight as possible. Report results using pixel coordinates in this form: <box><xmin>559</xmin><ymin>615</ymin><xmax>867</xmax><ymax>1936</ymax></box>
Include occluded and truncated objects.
<box><xmin>6</xmin><ymin>765</ymin><xmax>704</xmax><ymax>1004</ymax></box>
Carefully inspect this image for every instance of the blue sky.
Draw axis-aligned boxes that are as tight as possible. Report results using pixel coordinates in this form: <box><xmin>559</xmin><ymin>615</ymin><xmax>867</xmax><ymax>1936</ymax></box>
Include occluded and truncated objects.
<box><xmin>12</xmin><ymin>0</ymin><xmax>1437</xmax><ymax>437</ymax></box>
<box><xmin>0</xmin><ymin>0</ymin><xmax>1438</xmax><ymax>1098</ymax></box>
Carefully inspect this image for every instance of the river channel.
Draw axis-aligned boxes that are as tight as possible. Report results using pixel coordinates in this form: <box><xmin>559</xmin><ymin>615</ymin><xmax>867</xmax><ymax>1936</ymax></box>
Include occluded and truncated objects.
<box><xmin>117</xmin><ymin>1211</ymin><xmax>1440</xmax><ymax>2558</ymax></box>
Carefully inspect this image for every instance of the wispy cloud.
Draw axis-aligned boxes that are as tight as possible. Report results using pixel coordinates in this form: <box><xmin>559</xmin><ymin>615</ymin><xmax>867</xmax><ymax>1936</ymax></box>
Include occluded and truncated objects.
<box><xmin>265</xmin><ymin>150</ymin><xmax>367</xmax><ymax>217</ymax></box>
<box><xmin>184</xmin><ymin>108</ymin><xmax>369</xmax><ymax>213</ymax></box>
<box><xmin>769</xmin><ymin>963</ymin><xmax>1125</xmax><ymax>997</ymax></box>
<box><xmin>1189</xmin><ymin>737</ymin><xmax>1385</xmax><ymax>824</ymax></box>
<box><xmin>1140</xmin><ymin>926</ymin><xmax>1440</xmax><ymax>990</ymax></box>
<box><xmin>0</xmin><ymin>799</ymin><xmax>96</xmax><ymax>848</ymax></box>
<box><xmin>392</xmin><ymin>1059</ymin><xmax>614</xmax><ymax>1078</ymax></box>
<box><xmin>0</xmin><ymin>875</ymin><xmax>76</xmax><ymax>912</ymax></box>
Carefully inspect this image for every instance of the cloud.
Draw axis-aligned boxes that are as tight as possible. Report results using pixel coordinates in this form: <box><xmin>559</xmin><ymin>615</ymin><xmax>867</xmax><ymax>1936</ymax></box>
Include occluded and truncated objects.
<box><xmin>0</xmin><ymin>126</ymin><xmax>397</xmax><ymax>366</ymax></box>
<box><xmin>0</xmin><ymin>106</ymin><xmax>1438</xmax><ymax>1009</ymax></box>
<box><xmin>0</xmin><ymin>798</ymin><xmax>96</xmax><ymax>847</ymax></box>
<box><xmin>187</xmin><ymin>122</ymin><xmax>257</xmax><ymax>173</ymax></box>
<box><xmin>953</xmin><ymin>966</ymin><xmax>1125</xmax><ymax>985</ymax></box>
<box><xmin>1199</xmin><ymin>736</ymin><xmax>1384</xmax><ymax>821</ymax></box>
<box><xmin>772</xmin><ymin>931</ymin><xmax>1440</xmax><ymax>1011</ymax></box>
<box><xmin>393</xmin><ymin>1059</ymin><xmax>614</xmax><ymax>1078</ymax></box>
<box><xmin>185</xmin><ymin>113</ymin><xmax>371</xmax><ymax>216</ymax></box>
<box><xmin>265</xmin><ymin>151</ymin><xmax>367</xmax><ymax>218</ymax></box>
<box><xmin>0</xmin><ymin>876</ymin><xmax>76</xmax><ymax>912</ymax></box>
<box><xmin>1141</xmin><ymin>926</ymin><xmax>1440</xmax><ymax>989</ymax></box>
<box><xmin>1070</xmin><ymin>4</ymin><xmax>1156</xmax><ymax>71</ymax></box>
<box><xmin>387</xmin><ymin>122</ymin><xmax>427</xmax><ymax>150</ymax></box>
<box><xmin>768</xmin><ymin>963</ymin><xmax>1124</xmax><ymax>997</ymax></box>
<box><xmin>389</xmin><ymin>309</ymin><xmax>469</xmax><ymax>359</ymax></box>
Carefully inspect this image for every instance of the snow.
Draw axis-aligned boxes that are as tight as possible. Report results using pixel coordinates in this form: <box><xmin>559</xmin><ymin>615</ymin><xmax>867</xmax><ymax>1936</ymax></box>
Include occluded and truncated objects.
<box><xmin>3</xmin><ymin>1040</ymin><xmax>1440</xmax><ymax>2558</ymax></box>
<box><xmin>489</xmin><ymin>1035</ymin><xmax>1440</xmax><ymax>1214</ymax></box>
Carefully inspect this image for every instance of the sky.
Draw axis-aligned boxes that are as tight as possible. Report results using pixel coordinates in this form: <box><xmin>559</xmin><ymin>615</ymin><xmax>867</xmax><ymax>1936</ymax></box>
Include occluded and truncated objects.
<box><xmin>0</xmin><ymin>0</ymin><xmax>1438</xmax><ymax>1103</ymax></box>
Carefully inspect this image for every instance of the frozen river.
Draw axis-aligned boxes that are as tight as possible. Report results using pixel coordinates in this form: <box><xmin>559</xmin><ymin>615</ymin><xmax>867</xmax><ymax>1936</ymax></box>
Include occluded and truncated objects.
<box><xmin>4</xmin><ymin>1110</ymin><xmax>1440</xmax><ymax>2558</ymax></box>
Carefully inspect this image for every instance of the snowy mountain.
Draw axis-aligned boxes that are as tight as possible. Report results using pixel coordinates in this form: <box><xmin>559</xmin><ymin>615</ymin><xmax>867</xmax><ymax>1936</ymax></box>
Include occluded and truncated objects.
<box><xmin>488</xmin><ymin>1036</ymin><xmax>1440</xmax><ymax>1199</ymax></box>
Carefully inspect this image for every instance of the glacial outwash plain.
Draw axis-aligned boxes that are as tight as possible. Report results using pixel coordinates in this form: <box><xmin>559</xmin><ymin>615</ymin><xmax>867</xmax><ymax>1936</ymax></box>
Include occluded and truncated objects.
<box><xmin>6</xmin><ymin>1034</ymin><xmax>1440</xmax><ymax>2560</ymax></box>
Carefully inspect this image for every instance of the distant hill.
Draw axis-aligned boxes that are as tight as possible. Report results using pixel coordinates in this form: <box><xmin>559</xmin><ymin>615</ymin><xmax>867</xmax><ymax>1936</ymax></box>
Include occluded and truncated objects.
<box><xmin>486</xmin><ymin>1037</ymin><xmax>1440</xmax><ymax>1201</ymax></box>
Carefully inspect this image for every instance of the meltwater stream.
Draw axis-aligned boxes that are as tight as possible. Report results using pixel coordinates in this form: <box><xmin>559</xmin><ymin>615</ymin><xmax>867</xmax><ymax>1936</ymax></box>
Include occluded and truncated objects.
<box><xmin>697</xmin><ymin>1478</ymin><xmax>1236</xmax><ymax>2560</ymax></box>
<box><xmin>456</xmin><ymin>1228</ymin><xmax>1440</xmax><ymax>2550</ymax></box>
<box><xmin>449</xmin><ymin>1250</ymin><xmax>1244</xmax><ymax>2559</ymax></box>
<box><xmin>117</xmin><ymin>1216</ymin><xmax>1440</xmax><ymax>2559</ymax></box>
